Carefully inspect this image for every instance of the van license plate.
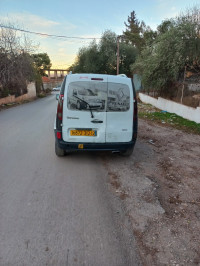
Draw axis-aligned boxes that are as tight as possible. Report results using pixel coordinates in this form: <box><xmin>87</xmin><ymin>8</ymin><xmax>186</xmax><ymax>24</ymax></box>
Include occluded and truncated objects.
<box><xmin>70</xmin><ymin>130</ymin><xmax>96</xmax><ymax>136</ymax></box>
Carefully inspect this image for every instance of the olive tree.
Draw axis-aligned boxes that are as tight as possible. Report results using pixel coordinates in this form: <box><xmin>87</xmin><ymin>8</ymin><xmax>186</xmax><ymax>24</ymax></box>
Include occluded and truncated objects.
<box><xmin>69</xmin><ymin>30</ymin><xmax>138</xmax><ymax>76</ymax></box>
<box><xmin>132</xmin><ymin>8</ymin><xmax>200</xmax><ymax>97</ymax></box>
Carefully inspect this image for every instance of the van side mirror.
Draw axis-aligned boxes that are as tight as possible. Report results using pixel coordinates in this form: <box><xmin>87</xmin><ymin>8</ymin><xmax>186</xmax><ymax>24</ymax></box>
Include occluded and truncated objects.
<box><xmin>56</xmin><ymin>94</ymin><xmax>59</xmax><ymax>100</ymax></box>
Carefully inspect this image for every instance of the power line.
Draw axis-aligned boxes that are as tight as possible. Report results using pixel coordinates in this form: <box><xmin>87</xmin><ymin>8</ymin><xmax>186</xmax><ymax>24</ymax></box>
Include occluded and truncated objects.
<box><xmin>0</xmin><ymin>24</ymin><xmax>101</xmax><ymax>40</ymax></box>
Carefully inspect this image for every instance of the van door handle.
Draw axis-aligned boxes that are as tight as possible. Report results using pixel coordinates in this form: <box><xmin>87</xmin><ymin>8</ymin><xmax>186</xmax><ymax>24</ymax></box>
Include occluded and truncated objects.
<box><xmin>91</xmin><ymin>119</ymin><xmax>103</xmax><ymax>123</ymax></box>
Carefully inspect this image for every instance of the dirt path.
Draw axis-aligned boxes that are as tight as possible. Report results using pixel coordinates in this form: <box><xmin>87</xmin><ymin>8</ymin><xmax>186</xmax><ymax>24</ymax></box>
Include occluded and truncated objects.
<box><xmin>104</xmin><ymin>118</ymin><xmax>200</xmax><ymax>265</ymax></box>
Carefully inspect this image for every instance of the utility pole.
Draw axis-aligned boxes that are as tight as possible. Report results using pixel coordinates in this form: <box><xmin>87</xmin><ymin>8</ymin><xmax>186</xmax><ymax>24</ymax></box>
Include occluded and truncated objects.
<box><xmin>117</xmin><ymin>36</ymin><xmax>120</xmax><ymax>75</ymax></box>
<box><xmin>181</xmin><ymin>66</ymin><xmax>187</xmax><ymax>104</ymax></box>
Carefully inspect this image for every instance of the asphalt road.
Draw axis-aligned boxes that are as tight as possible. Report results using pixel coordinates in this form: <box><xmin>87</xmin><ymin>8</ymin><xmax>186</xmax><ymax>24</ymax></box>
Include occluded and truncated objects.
<box><xmin>0</xmin><ymin>94</ymin><xmax>140</xmax><ymax>266</ymax></box>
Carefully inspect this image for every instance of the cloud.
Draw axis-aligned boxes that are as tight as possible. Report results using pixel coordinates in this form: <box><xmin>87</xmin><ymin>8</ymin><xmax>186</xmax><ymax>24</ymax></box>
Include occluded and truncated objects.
<box><xmin>0</xmin><ymin>12</ymin><xmax>76</xmax><ymax>33</ymax></box>
<box><xmin>155</xmin><ymin>1</ymin><xmax>179</xmax><ymax>19</ymax></box>
<box><xmin>79</xmin><ymin>34</ymin><xmax>101</xmax><ymax>39</ymax></box>
<box><xmin>51</xmin><ymin>53</ymin><xmax>76</xmax><ymax>68</ymax></box>
<box><xmin>153</xmin><ymin>0</ymin><xmax>197</xmax><ymax>20</ymax></box>
<box><xmin>0</xmin><ymin>12</ymin><xmax>100</xmax><ymax>68</ymax></box>
<box><xmin>37</xmin><ymin>40</ymin><xmax>77</xmax><ymax>68</ymax></box>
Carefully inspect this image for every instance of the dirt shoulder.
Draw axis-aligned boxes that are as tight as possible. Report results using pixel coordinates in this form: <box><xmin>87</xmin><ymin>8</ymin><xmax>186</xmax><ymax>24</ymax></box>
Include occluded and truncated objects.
<box><xmin>104</xmin><ymin>118</ymin><xmax>200</xmax><ymax>265</ymax></box>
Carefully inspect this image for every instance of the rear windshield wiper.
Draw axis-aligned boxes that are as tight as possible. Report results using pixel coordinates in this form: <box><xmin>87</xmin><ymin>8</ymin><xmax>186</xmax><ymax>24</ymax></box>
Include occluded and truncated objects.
<box><xmin>73</xmin><ymin>95</ymin><xmax>94</xmax><ymax>118</ymax></box>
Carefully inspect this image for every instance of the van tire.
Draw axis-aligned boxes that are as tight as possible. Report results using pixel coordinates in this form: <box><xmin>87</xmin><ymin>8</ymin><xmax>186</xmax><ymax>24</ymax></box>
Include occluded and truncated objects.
<box><xmin>55</xmin><ymin>141</ymin><xmax>65</xmax><ymax>157</ymax></box>
<box><xmin>120</xmin><ymin>147</ymin><xmax>134</xmax><ymax>156</ymax></box>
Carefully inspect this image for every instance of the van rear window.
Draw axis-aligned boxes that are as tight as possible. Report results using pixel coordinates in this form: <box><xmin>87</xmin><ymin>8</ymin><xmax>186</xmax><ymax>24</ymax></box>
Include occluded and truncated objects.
<box><xmin>107</xmin><ymin>83</ymin><xmax>130</xmax><ymax>112</ymax></box>
<box><xmin>67</xmin><ymin>81</ymin><xmax>107</xmax><ymax>111</ymax></box>
<box><xmin>67</xmin><ymin>81</ymin><xmax>130</xmax><ymax>112</ymax></box>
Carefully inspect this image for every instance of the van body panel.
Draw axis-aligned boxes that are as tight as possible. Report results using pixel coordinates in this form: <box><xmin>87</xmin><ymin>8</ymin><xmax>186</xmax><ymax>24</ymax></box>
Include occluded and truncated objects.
<box><xmin>106</xmin><ymin>76</ymin><xmax>133</xmax><ymax>143</ymax></box>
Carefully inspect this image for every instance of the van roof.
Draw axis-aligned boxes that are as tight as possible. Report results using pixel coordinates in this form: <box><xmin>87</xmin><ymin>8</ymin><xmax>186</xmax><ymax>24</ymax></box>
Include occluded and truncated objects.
<box><xmin>71</xmin><ymin>73</ymin><xmax>128</xmax><ymax>78</ymax></box>
<box><xmin>66</xmin><ymin>73</ymin><xmax>132</xmax><ymax>86</ymax></box>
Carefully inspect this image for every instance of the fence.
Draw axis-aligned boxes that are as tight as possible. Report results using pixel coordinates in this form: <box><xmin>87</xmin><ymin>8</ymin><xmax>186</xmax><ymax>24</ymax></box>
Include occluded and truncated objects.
<box><xmin>139</xmin><ymin>93</ymin><xmax>200</xmax><ymax>124</ymax></box>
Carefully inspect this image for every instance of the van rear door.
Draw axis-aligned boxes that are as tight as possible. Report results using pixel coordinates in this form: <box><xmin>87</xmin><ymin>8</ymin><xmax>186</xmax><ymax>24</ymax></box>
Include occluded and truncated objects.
<box><xmin>62</xmin><ymin>75</ymin><xmax>107</xmax><ymax>143</ymax></box>
<box><xmin>106</xmin><ymin>76</ymin><xmax>133</xmax><ymax>143</ymax></box>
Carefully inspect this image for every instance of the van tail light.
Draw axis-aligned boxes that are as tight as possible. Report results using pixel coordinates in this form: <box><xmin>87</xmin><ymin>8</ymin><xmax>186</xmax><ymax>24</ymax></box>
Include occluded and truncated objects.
<box><xmin>57</xmin><ymin>94</ymin><xmax>64</xmax><ymax>121</ymax></box>
<box><xmin>56</xmin><ymin>131</ymin><xmax>62</xmax><ymax>139</ymax></box>
<box><xmin>132</xmin><ymin>96</ymin><xmax>138</xmax><ymax>140</ymax></box>
<box><xmin>133</xmin><ymin>96</ymin><xmax>138</xmax><ymax>121</ymax></box>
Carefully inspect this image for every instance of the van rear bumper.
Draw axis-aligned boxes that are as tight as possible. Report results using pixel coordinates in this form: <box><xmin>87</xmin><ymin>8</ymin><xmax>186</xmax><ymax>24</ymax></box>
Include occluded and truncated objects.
<box><xmin>55</xmin><ymin>131</ymin><xmax>137</xmax><ymax>152</ymax></box>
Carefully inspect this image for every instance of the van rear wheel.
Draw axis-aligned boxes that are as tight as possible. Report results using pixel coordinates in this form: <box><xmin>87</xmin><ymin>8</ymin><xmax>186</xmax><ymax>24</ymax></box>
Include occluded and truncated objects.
<box><xmin>120</xmin><ymin>146</ymin><xmax>134</xmax><ymax>156</ymax></box>
<box><xmin>55</xmin><ymin>141</ymin><xmax>65</xmax><ymax>157</ymax></box>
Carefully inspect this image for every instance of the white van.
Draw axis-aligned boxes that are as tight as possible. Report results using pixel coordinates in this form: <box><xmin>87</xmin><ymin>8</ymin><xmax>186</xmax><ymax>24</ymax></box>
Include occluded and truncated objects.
<box><xmin>54</xmin><ymin>73</ymin><xmax>137</xmax><ymax>156</ymax></box>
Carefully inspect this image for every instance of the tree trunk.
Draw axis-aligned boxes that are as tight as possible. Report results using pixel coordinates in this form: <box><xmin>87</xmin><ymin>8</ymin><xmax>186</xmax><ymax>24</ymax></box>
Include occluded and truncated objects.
<box><xmin>181</xmin><ymin>66</ymin><xmax>186</xmax><ymax>104</ymax></box>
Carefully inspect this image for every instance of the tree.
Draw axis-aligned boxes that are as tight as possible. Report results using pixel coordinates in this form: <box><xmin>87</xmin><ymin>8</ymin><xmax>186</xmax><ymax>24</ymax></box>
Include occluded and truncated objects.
<box><xmin>123</xmin><ymin>11</ymin><xmax>157</xmax><ymax>51</ymax></box>
<box><xmin>69</xmin><ymin>31</ymin><xmax>117</xmax><ymax>74</ymax></box>
<box><xmin>98</xmin><ymin>30</ymin><xmax>117</xmax><ymax>74</ymax></box>
<box><xmin>118</xmin><ymin>41</ymin><xmax>138</xmax><ymax>76</ymax></box>
<box><xmin>157</xmin><ymin>19</ymin><xmax>175</xmax><ymax>35</ymax></box>
<box><xmin>31</xmin><ymin>53</ymin><xmax>52</xmax><ymax>76</ymax></box>
<box><xmin>68</xmin><ymin>30</ymin><xmax>138</xmax><ymax>76</ymax></box>
<box><xmin>69</xmin><ymin>41</ymin><xmax>100</xmax><ymax>73</ymax></box>
<box><xmin>31</xmin><ymin>53</ymin><xmax>52</xmax><ymax>93</ymax></box>
<box><xmin>132</xmin><ymin>8</ymin><xmax>200</xmax><ymax>97</ymax></box>
<box><xmin>123</xmin><ymin>11</ymin><xmax>146</xmax><ymax>51</ymax></box>
<box><xmin>0</xmin><ymin>23</ymin><xmax>35</xmax><ymax>97</ymax></box>
<box><xmin>143</xmin><ymin>26</ymin><xmax>157</xmax><ymax>46</ymax></box>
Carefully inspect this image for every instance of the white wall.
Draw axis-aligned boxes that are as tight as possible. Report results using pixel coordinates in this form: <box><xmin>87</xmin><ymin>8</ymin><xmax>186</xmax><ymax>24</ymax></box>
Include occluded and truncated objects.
<box><xmin>27</xmin><ymin>82</ymin><xmax>36</xmax><ymax>97</ymax></box>
<box><xmin>139</xmin><ymin>93</ymin><xmax>200</xmax><ymax>124</ymax></box>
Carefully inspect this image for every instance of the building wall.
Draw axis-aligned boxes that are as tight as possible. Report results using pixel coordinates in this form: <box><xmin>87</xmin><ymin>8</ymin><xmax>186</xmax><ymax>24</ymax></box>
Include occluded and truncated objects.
<box><xmin>0</xmin><ymin>82</ymin><xmax>36</xmax><ymax>105</ymax></box>
<box><xmin>27</xmin><ymin>82</ymin><xmax>37</xmax><ymax>97</ymax></box>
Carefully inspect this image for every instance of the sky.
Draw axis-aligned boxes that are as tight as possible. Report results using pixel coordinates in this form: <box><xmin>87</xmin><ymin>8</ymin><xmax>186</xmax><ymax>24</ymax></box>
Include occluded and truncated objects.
<box><xmin>0</xmin><ymin>0</ymin><xmax>199</xmax><ymax>68</ymax></box>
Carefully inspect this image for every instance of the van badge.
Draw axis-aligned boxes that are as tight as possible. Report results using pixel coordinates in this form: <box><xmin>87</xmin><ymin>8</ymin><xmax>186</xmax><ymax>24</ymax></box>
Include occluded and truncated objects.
<box><xmin>67</xmin><ymin>116</ymin><xmax>79</xmax><ymax>120</ymax></box>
